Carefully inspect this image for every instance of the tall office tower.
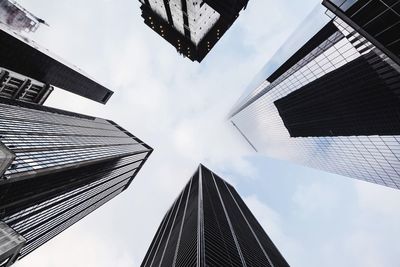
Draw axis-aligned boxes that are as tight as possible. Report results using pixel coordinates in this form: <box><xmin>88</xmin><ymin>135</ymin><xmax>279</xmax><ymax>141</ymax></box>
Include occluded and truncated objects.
<box><xmin>0</xmin><ymin>98</ymin><xmax>152</xmax><ymax>266</ymax></box>
<box><xmin>141</xmin><ymin>164</ymin><xmax>289</xmax><ymax>267</ymax></box>
<box><xmin>0</xmin><ymin>23</ymin><xmax>113</xmax><ymax>104</ymax></box>
<box><xmin>0</xmin><ymin>0</ymin><xmax>48</xmax><ymax>33</ymax></box>
<box><xmin>229</xmin><ymin>4</ymin><xmax>400</xmax><ymax>189</ymax></box>
<box><xmin>139</xmin><ymin>0</ymin><xmax>249</xmax><ymax>62</ymax></box>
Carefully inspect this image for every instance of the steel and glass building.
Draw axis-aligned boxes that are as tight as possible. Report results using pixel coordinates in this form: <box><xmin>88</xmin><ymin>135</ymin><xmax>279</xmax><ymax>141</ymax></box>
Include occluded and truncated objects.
<box><xmin>139</xmin><ymin>0</ymin><xmax>249</xmax><ymax>62</ymax></box>
<box><xmin>0</xmin><ymin>23</ymin><xmax>113</xmax><ymax>104</ymax></box>
<box><xmin>0</xmin><ymin>98</ymin><xmax>152</xmax><ymax>266</ymax></box>
<box><xmin>229</xmin><ymin>4</ymin><xmax>400</xmax><ymax>189</ymax></box>
<box><xmin>141</xmin><ymin>164</ymin><xmax>289</xmax><ymax>267</ymax></box>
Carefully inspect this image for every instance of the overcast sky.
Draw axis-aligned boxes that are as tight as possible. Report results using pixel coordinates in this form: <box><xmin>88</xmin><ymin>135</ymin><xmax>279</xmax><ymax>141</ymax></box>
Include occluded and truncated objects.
<box><xmin>14</xmin><ymin>0</ymin><xmax>400</xmax><ymax>266</ymax></box>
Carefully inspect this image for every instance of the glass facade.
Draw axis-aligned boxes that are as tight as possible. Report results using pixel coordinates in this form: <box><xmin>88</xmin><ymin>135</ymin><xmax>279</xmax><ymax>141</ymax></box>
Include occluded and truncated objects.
<box><xmin>139</xmin><ymin>0</ymin><xmax>248</xmax><ymax>62</ymax></box>
<box><xmin>141</xmin><ymin>165</ymin><xmax>289</xmax><ymax>267</ymax></box>
<box><xmin>229</xmin><ymin>6</ymin><xmax>400</xmax><ymax>189</ymax></box>
<box><xmin>0</xmin><ymin>98</ymin><xmax>153</xmax><ymax>262</ymax></box>
<box><xmin>323</xmin><ymin>0</ymin><xmax>400</xmax><ymax>66</ymax></box>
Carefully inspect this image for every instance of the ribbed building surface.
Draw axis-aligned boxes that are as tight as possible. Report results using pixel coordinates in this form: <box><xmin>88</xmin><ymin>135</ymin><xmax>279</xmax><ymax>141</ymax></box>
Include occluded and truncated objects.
<box><xmin>229</xmin><ymin>4</ymin><xmax>400</xmax><ymax>189</ymax></box>
<box><xmin>141</xmin><ymin>164</ymin><xmax>289</xmax><ymax>267</ymax></box>
<box><xmin>139</xmin><ymin>0</ymin><xmax>248</xmax><ymax>62</ymax></box>
<box><xmin>0</xmin><ymin>98</ymin><xmax>152</xmax><ymax>265</ymax></box>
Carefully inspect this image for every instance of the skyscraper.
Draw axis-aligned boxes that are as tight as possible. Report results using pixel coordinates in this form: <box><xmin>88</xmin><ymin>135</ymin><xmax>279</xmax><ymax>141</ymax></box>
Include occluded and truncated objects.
<box><xmin>0</xmin><ymin>23</ymin><xmax>113</xmax><ymax>104</ymax></box>
<box><xmin>0</xmin><ymin>98</ymin><xmax>152</xmax><ymax>266</ymax></box>
<box><xmin>229</xmin><ymin>4</ymin><xmax>400</xmax><ymax>189</ymax></box>
<box><xmin>138</xmin><ymin>0</ymin><xmax>249</xmax><ymax>62</ymax></box>
<box><xmin>141</xmin><ymin>164</ymin><xmax>289</xmax><ymax>267</ymax></box>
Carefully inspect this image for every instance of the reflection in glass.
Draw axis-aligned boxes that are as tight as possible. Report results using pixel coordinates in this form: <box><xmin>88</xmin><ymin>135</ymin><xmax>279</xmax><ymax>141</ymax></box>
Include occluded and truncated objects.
<box><xmin>230</xmin><ymin>5</ymin><xmax>400</xmax><ymax>189</ymax></box>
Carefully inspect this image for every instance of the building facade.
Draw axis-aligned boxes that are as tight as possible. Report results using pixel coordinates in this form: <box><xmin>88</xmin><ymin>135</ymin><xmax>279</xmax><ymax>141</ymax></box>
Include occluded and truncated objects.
<box><xmin>0</xmin><ymin>24</ymin><xmax>113</xmax><ymax>104</ymax></box>
<box><xmin>139</xmin><ymin>0</ymin><xmax>249</xmax><ymax>62</ymax></box>
<box><xmin>0</xmin><ymin>67</ymin><xmax>53</xmax><ymax>105</ymax></box>
<box><xmin>0</xmin><ymin>98</ymin><xmax>152</xmax><ymax>266</ymax></box>
<box><xmin>141</xmin><ymin>164</ymin><xmax>289</xmax><ymax>267</ymax></box>
<box><xmin>229</xmin><ymin>4</ymin><xmax>400</xmax><ymax>189</ymax></box>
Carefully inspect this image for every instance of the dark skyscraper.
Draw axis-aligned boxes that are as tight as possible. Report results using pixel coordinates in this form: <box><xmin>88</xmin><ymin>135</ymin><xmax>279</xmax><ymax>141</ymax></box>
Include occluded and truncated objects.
<box><xmin>0</xmin><ymin>98</ymin><xmax>152</xmax><ymax>266</ymax></box>
<box><xmin>141</xmin><ymin>164</ymin><xmax>289</xmax><ymax>267</ymax></box>
<box><xmin>0</xmin><ymin>24</ymin><xmax>113</xmax><ymax>104</ymax></box>
<box><xmin>139</xmin><ymin>0</ymin><xmax>249</xmax><ymax>62</ymax></box>
<box><xmin>229</xmin><ymin>5</ymin><xmax>400</xmax><ymax>189</ymax></box>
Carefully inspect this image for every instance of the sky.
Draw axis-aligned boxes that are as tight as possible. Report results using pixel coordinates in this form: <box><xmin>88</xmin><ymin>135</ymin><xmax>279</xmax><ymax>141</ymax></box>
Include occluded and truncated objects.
<box><xmin>13</xmin><ymin>0</ymin><xmax>400</xmax><ymax>266</ymax></box>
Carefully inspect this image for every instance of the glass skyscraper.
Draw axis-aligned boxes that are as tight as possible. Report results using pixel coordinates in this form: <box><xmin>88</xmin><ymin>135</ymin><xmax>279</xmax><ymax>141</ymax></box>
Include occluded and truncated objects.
<box><xmin>141</xmin><ymin>164</ymin><xmax>289</xmax><ymax>267</ymax></box>
<box><xmin>229</xmin><ymin>4</ymin><xmax>400</xmax><ymax>189</ymax></box>
<box><xmin>138</xmin><ymin>0</ymin><xmax>249</xmax><ymax>62</ymax></box>
<box><xmin>0</xmin><ymin>98</ymin><xmax>152</xmax><ymax>266</ymax></box>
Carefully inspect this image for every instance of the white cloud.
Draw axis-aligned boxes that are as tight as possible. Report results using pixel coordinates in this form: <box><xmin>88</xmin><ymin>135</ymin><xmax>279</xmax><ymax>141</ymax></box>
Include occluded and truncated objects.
<box><xmin>16</xmin><ymin>225</ymin><xmax>138</xmax><ymax>267</ymax></box>
<box><xmin>292</xmin><ymin>182</ymin><xmax>340</xmax><ymax>217</ymax></box>
<box><xmin>355</xmin><ymin>181</ymin><xmax>400</xmax><ymax>216</ymax></box>
<box><xmin>287</xmin><ymin>179</ymin><xmax>400</xmax><ymax>267</ymax></box>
